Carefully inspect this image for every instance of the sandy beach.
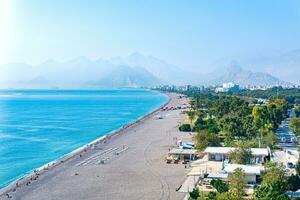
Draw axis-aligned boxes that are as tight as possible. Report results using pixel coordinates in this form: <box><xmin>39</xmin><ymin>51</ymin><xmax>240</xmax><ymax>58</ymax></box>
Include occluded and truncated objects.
<box><xmin>0</xmin><ymin>92</ymin><xmax>192</xmax><ymax>200</ymax></box>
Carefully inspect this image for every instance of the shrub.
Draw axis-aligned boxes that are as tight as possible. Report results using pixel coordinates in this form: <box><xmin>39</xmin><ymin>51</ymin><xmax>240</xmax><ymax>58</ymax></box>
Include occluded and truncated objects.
<box><xmin>189</xmin><ymin>188</ymin><xmax>200</xmax><ymax>200</ymax></box>
<box><xmin>206</xmin><ymin>191</ymin><xmax>217</xmax><ymax>200</ymax></box>
<box><xmin>211</xmin><ymin>179</ymin><xmax>229</xmax><ymax>193</ymax></box>
<box><xmin>179</xmin><ymin>123</ymin><xmax>192</xmax><ymax>132</ymax></box>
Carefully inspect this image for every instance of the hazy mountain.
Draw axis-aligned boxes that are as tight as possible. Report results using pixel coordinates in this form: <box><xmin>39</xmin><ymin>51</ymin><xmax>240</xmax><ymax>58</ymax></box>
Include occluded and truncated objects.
<box><xmin>0</xmin><ymin>56</ymin><xmax>162</xmax><ymax>89</ymax></box>
<box><xmin>262</xmin><ymin>49</ymin><xmax>300</xmax><ymax>84</ymax></box>
<box><xmin>87</xmin><ymin>65</ymin><xmax>162</xmax><ymax>88</ymax></box>
<box><xmin>0</xmin><ymin>53</ymin><xmax>294</xmax><ymax>89</ymax></box>
<box><xmin>233</xmin><ymin>48</ymin><xmax>300</xmax><ymax>85</ymax></box>
<box><xmin>206</xmin><ymin>62</ymin><xmax>291</xmax><ymax>87</ymax></box>
<box><xmin>111</xmin><ymin>52</ymin><xmax>201</xmax><ymax>85</ymax></box>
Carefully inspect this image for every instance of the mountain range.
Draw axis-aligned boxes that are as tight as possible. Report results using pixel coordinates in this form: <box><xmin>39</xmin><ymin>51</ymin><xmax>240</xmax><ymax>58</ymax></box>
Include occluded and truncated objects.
<box><xmin>0</xmin><ymin>53</ymin><xmax>295</xmax><ymax>89</ymax></box>
<box><xmin>205</xmin><ymin>62</ymin><xmax>290</xmax><ymax>87</ymax></box>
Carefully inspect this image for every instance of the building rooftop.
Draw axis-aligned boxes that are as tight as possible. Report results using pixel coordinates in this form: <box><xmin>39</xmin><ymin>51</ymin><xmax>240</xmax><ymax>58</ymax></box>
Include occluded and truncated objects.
<box><xmin>169</xmin><ymin>148</ymin><xmax>197</xmax><ymax>155</ymax></box>
<box><xmin>204</xmin><ymin>147</ymin><xmax>269</xmax><ymax>156</ymax></box>
<box><xmin>223</xmin><ymin>164</ymin><xmax>261</xmax><ymax>175</ymax></box>
<box><xmin>207</xmin><ymin>173</ymin><xmax>228</xmax><ymax>179</ymax></box>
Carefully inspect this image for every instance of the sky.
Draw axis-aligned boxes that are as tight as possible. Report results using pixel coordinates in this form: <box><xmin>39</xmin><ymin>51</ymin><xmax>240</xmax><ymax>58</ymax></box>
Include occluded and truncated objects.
<box><xmin>1</xmin><ymin>0</ymin><xmax>300</xmax><ymax>72</ymax></box>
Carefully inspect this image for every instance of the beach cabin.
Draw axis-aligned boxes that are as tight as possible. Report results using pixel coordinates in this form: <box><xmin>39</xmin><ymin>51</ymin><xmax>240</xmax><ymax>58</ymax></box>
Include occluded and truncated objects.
<box><xmin>168</xmin><ymin>148</ymin><xmax>198</xmax><ymax>161</ymax></box>
<box><xmin>202</xmin><ymin>164</ymin><xmax>262</xmax><ymax>184</ymax></box>
<box><xmin>223</xmin><ymin>164</ymin><xmax>262</xmax><ymax>184</ymax></box>
<box><xmin>204</xmin><ymin>147</ymin><xmax>269</xmax><ymax>164</ymax></box>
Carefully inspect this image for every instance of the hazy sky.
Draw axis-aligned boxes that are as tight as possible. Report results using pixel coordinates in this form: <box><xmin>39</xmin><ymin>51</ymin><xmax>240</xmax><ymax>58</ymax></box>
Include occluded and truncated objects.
<box><xmin>2</xmin><ymin>0</ymin><xmax>300</xmax><ymax>71</ymax></box>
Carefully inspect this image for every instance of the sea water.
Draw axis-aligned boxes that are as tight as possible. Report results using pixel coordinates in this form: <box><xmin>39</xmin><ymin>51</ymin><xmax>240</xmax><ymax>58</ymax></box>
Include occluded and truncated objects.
<box><xmin>0</xmin><ymin>89</ymin><xmax>168</xmax><ymax>188</ymax></box>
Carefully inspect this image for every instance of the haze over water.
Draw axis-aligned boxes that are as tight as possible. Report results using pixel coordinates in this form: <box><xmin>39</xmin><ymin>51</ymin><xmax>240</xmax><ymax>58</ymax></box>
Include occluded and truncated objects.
<box><xmin>0</xmin><ymin>89</ymin><xmax>168</xmax><ymax>188</ymax></box>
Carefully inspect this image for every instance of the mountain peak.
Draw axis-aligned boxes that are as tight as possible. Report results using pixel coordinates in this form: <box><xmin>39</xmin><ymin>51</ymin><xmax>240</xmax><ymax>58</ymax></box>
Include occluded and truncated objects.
<box><xmin>70</xmin><ymin>56</ymin><xmax>91</xmax><ymax>64</ymax></box>
<box><xmin>208</xmin><ymin>61</ymin><xmax>291</xmax><ymax>87</ymax></box>
<box><xmin>227</xmin><ymin>61</ymin><xmax>243</xmax><ymax>73</ymax></box>
<box><xmin>128</xmin><ymin>52</ymin><xmax>144</xmax><ymax>57</ymax></box>
<box><xmin>39</xmin><ymin>59</ymin><xmax>59</xmax><ymax>66</ymax></box>
<box><xmin>126</xmin><ymin>52</ymin><xmax>147</xmax><ymax>62</ymax></box>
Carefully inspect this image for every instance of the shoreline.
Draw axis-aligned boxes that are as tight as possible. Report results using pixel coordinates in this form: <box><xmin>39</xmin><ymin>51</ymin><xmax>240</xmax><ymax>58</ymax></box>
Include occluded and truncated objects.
<box><xmin>0</xmin><ymin>91</ymin><xmax>171</xmax><ymax>196</ymax></box>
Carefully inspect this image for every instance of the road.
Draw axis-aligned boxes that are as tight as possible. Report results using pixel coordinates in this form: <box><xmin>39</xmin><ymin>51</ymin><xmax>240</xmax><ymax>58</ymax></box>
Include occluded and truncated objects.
<box><xmin>276</xmin><ymin>109</ymin><xmax>298</xmax><ymax>150</ymax></box>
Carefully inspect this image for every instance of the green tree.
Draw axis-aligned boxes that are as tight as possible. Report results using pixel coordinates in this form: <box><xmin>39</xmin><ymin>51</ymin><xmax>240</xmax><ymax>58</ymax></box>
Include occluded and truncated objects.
<box><xmin>206</xmin><ymin>191</ymin><xmax>217</xmax><ymax>200</ymax></box>
<box><xmin>252</xmin><ymin>105</ymin><xmax>268</xmax><ymax>130</ymax></box>
<box><xmin>228</xmin><ymin>168</ymin><xmax>246</xmax><ymax>199</ymax></box>
<box><xmin>211</xmin><ymin>179</ymin><xmax>229</xmax><ymax>193</ymax></box>
<box><xmin>229</xmin><ymin>146</ymin><xmax>253</xmax><ymax>164</ymax></box>
<box><xmin>295</xmin><ymin>159</ymin><xmax>300</xmax><ymax>175</ymax></box>
<box><xmin>287</xmin><ymin>175</ymin><xmax>300</xmax><ymax>198</ymax></box>
<box><xmin>262</xmin><ymin>162</ymin><xmax>287</xmax><ymax>186</ymax></box>
<box><xmin>295</xmin><ymin>106</ymin><xmax>300</xmax><ymax>117</ymax></box>
<box><xmin>242</xmin><ymin>115</ymin><xmax>257</xmax><ymax>139</ymax></box>
<box><xmin>189</xmin><ymin>187</ymin><xmax>200</xmax><ymax>200</ymax></box>
<box><xmin>216</xmin><ymin>192</ymin><xmax>236</xmax><ymax>200</ymax></box>
<box><xmin>272</xmin><ymin>99</ymin><xmax>288</xmax><ymax>119</ymax></box>
<box><xmin>187</xmin><ymin>111</ymin><xmax>197</xmax><ymax>130</ymax></box>
<box><xmin>179</xmin><ymin>124</ymin><xmax>192</xmax><ymax>132</ymax></box>
<box><xmin>254</xmin><ymin>182</ymin><xmax>290</xmax><ymax>200</ymax></box>
<box><xmin>290</xmin><ymin>117</ymin><xmax>300</xmax><ymax>136</ymax></box>
<box><xmin>193</xmin><ymin>130</ymin><xmax>220</xmax><ymax>151</ymax></box>
<box><xmin>261</xmin><ymin>130</ymin><xmax>276</xmax><ymax>148</ymax></box>
<box><xmin>206</xmin><ymin>118</ymin><xmax>220</xmax><ymax>134</ymax></box>
<box><xmin>220</xmin><ymin>115</ymin><xmax>246</xmax><ymax>139</ymax></box>
<box><xmin>254</xmin><ymin>161</ymin><xmax>290</xmax><ymax>199</ymax></box>
<box><xmin>194</xmin><ymin>117</ymin><xmax>206</xmax><ymax>131</ymax></box>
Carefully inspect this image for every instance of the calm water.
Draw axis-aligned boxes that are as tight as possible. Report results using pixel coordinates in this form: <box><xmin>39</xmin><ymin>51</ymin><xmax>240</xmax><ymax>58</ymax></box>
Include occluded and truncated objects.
<box><xmin>0</xmin><ymin>89</ymin><xmax>168</xmax><ymax>188</ymax></box>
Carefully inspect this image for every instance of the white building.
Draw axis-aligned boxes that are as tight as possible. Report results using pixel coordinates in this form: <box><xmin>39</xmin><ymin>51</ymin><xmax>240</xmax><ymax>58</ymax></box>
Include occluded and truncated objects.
<box><xmin>223</xmin><ymin>164</ymin><xmax>261</xmax><ymax>184</ymax></box>
<box><xmin>204</xmin><ymin>147</ymin><xmax>269</xmax><ymax>164</ymax></box>
<box><xmin>215</xmin><ymin>82</ymin><xmax>240</xmax><ymax>93</ymax></box>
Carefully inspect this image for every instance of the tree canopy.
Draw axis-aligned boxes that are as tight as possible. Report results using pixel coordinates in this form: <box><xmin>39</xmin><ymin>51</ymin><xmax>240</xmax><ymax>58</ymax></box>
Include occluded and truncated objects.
<box><xmin>174</xmin><ymin>89</ymin><xmax>289</xmax><ymax>149</ymax></box>
<box><xmin>228</xmin><ymin>168</ymin><xmax>246</xmax><ymax>199</ymax></box>
<box><xmin>254</xmin><ymin>162</ymin><xmax>289</xmax><ymax>200</ymax></box>
<box><xmin>290</xmin><ymin>117</ymin><xmax>300</xmax><ymax>136</ymax></box>
<box><xmin>193</xmin><ymin>130</ymin><xmax>220</xmax><ymax>151</ymax></box>
<box><xmin>211</xmin><ymin>179</ymin><xmax>229</xmax><ymax>193</ymax></box>
<box><xmin>229</xmin><ymin>146</ymin><xmax>253</xmax><ymax>165</ymax></box>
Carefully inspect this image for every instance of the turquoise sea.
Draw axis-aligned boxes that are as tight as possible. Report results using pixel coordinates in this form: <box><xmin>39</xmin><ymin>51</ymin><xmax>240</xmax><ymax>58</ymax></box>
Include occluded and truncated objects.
<box><xmin>0</xmin><ymin>89</ymin><xmax>168</xmax><ymax>188</ymax></box>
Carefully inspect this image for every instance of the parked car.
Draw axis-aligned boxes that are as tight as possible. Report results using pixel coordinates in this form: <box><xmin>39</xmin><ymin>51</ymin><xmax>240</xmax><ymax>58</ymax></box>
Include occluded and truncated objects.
<box><xmin>287</xmin><ymin>162</ymin><xmax>295</xmax><ymax>169</ymax></box>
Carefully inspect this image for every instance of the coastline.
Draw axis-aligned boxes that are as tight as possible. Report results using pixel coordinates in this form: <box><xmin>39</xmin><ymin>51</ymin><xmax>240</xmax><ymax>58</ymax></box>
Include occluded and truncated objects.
<box><xmin>1</xmin><ymin>92</ymin><xmax>191</xmax><ymax>200</ymax></box>
<box><xmin>0</xmin><ymin>91</ymin><xmax>170</xmax><ymax>196</ymax></box>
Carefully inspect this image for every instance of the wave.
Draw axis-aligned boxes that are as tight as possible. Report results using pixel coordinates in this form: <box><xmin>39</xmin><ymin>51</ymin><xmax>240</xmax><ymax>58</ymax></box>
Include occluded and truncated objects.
<box><xmin>0</xmin><ymin>124</ymin><xmax>79</xmax><ymax>131</ymax></box>
<box><xmin>0</xmin><ymin>133</ymin><xmax>49</xmax><ymax>142</ymax></box>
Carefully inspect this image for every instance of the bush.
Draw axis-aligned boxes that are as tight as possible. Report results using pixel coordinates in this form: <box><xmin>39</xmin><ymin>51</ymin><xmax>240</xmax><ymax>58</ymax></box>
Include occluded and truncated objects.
<box><xmin>206</xmin><ymin>191</ymin><xmax>217</xmax><ymax>200</ymax></box>
<box><xmin>215</xmin><ymin>192</ymin><xmax>236</xmax><ymax>200</ymax></box>
<box><xmin>189</xmin><ymin>188</ymin><xmax>200</xmax><ymax>200</ymax></box>
<box><xmin>254</xmin><ymin>182</ymin><xmax>289</xmax><ymax>200</ymax></box>
<box><xmin>211</xmin><ymin>179</ymin><xmax>229</xmax><ymax>193</ymax></box>
<box><xmin>287</xmin><ymin>174</ymin><xmax>300</xmax><ymax>192</ymax></box>
<box><xmin>179</xmin><ymin>123</ymin><xmax>192</xmax><ymax>132</ymax></box>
